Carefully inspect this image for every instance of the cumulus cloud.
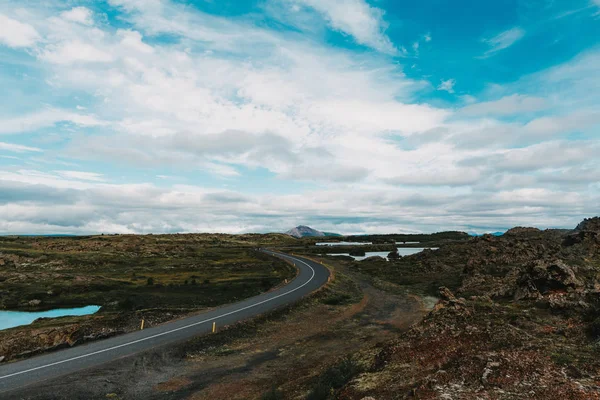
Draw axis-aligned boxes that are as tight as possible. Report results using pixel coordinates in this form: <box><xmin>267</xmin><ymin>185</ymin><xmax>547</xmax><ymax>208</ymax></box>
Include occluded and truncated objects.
<box><xmin>461</xmin><ymin>141</ymin><xmax>599</xmax><ymax>172</ymax></box>
<box><xmin>481</xmin><ymin>27</ymin><xmax>525</xmax><ymax>57</ymax></box>
<box><xmin>437</xmin><ymin>79</ymin><xmax>456</xmax><ymax>93</ymax></box>
<box><xmin>0</xmin><ymin>0</ymin><xmax>598</xmax><ymax>234</ymax></box>
<box><xmin>60</xmin><ymin>7</ymin><xmax>94</xmax><ymax>25</ymax></box>
<box><xmin>41</xmin><ymin>40</ymin><xmax>114</xmax><ymax>64</ymax></box>
<box><xmin>385</xmin><ymin>167</ymin><xmax>482</xmax><ymax>187</ymax></box>
<box><xmin>0</xmin><ymin>14</ymin><xmax>40</xmax><ymax>48</ymax></box>
<box><xmin>0</xmin><ymin>173</ymin><xmax>594</xmax><ymax>235</ymax></box>
<box><xmin>459</xmin><ymin>94</ymin><xmax>547</xmax><ymax>117</ymax></box>
<box><xmin>289</xmin><ymin>0</ymin><xmax>397</xmax><ymax>54</ymax></box>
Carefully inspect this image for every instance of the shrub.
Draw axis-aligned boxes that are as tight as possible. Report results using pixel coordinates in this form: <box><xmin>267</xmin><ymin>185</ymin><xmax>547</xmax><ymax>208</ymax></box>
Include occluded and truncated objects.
<box><xmin>146</xmin><ymin>277</ymin><xmax>154</xmax><ymax>286</ymax></box>
<box><xmin>261</xmin><ymin>278</ymin><xmax>273</xmax><ymax>289</ymax></box>
<box><xmin>261</xmin><ymin>387</ymin><xmax>284</xmax><ymax>400</ymax></box>
<box><xmin>591</xmin><ymin>317</ymin><xmax>600</xmax><ymax>338</ymax></box>
<box><xmin>306</xmin><ymin>357</ymin><xmax>362</xmax><ymax>400</ymax></box>
<box><xmin>349</xmin><ymin>248</ymin><xmax>366</xmax><ymax>257</ymax></box>
<box><xmin>322</xmin><ymin>293</ymin><xmax>352</xmax><ymax>305</ymax></box>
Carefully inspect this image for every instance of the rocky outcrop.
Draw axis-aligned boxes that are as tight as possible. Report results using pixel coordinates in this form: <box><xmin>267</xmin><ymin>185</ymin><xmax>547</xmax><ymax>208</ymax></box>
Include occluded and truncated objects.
<box><xmin>516</xmin><ymin>260</ymin><xmax>583</xmax><ymax>299</ymax></box>
<box><xmin>575</xmin><ymin>217</ymin><xmax>600</xmax><ymax>232</ymax></box>
<box><xmin>431</xmin><ymin>287</ymin><xmax>469</xmax><ymax>317</ymax></box>
<box><xmin>563</xmin><ymin>217</ymin><xmax>600</xmax><ymax>249</ymax></box>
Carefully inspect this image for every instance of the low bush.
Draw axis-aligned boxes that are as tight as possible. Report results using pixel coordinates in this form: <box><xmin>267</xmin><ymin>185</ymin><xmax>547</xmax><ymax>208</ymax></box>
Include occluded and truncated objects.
<box><xmin>306</xmin><ymin>357</ymin><xmax>362</xmax><ymax>400</ymax></box>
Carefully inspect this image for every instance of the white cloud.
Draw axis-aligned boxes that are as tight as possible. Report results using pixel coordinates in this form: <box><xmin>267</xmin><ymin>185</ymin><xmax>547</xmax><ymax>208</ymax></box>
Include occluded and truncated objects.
<box><xmin>56</xmin><ymin>170</ymin><xmax>106</xmax><ymax>182</ymax></box>
<box><xmin>118</xmin><ymin>29</ymin><xmax>154</xmax><ymax>53</ymax></box>
<box><xmin>0</xmin><ymin>0</ymin><xmax>598</xmax><ymax>234</ymax></box>
<box><xmin>479</xmin><ymin>141</ymin><xmax>599</xmax><ymax>171</ymax></box>
<box><xmin>290</xmin><ymin>0</ymin><xmax>397</xmax><ymax>54</ymax></box>
<box><xmin>481</xmin><ymin>27</ymin><xmax>525</xmax><ymax>57</ymax></box>
<box><xmin>437</xmin><ymin>78</ymin><xmax>456</xmax><ymax>93</ymax></box>
<box><xmin>424</xmin><ymin>32</ymin><xmax>432</xmax><ymax>42</ymax></box>
<box><xmin>41</xmin><ymin>40</ymin><xmax>114</xmax><ymax>64</ymax></box>
<box><xmin>0</xmin><ymin>109</ymin><xmax>105</xmax><ymax>134</ymax></box>
<box><xmin>0</xmin><ymin>14</ymin><xmax>40</xmax><ymax>48</ymax></box>
<box><xmin>0</xmin><ymin>142</ymin><xmax>42</xmax><ymax>153</ymax></box>
<box><xmin>60</xmin><ymin>7</ymin><xmax>94</xmax><ymax>25</ymax></box>
<box><xmin>0</xmin><ymin>174</ymin><xmax>594</xmax><ymax>235</ymax></box>
<box><xmin>523</xmin><ymin>110</ymin><xmax>600</xmax><ymax>137</ymax></box>
<box><xmin>460</xmin><ymin>94</ymin><xmax>547</xmax><ymax>116</ymax></box>
<box><xmin>386</xmin><ymin>167</ymin><xmax>482</xmax><ymax>187</ymax></box>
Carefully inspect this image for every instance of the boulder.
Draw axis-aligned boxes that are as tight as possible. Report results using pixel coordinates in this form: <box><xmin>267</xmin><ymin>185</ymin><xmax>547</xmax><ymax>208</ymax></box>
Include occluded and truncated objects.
<box><xmin>387</xmin><ymin>249</ymin><xmax>400</xmax><ymax>260</ymax></box>
<box><xmin>517</xmin><ymin>260</ymin><xmax>583</xmax><ymax>299</ymax></box>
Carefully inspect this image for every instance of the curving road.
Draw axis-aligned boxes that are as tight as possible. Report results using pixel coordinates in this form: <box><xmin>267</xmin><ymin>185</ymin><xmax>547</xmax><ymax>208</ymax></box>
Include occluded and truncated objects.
<box><xmin>0</xmin><ymin>250</ymin><xmax>329</xmax><ymax>395</ymax></box>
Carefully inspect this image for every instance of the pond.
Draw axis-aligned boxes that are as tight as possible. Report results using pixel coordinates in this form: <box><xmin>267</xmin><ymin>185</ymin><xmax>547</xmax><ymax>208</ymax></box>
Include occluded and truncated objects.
<box><xmin>328</xmin><ymin>247</ymin><xmax>438</xmax><ymax>261</ymax></box>
<box><xmin>0</xmin><ymin>305</ymin><xmax>101</xmax><ymax>331</ymax></box>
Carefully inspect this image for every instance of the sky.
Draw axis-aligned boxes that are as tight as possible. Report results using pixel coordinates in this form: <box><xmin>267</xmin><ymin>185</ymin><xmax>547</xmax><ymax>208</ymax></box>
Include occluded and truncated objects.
<box><xmin>0</xmin><ymin>0</ymin><xmax>599</xmax><ymax>235</ymax></box>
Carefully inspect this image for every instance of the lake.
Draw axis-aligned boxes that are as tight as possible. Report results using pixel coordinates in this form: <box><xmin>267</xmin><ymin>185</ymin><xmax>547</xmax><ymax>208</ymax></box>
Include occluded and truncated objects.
<box><xmin>0</xmin><ymin>305</ymin><xmax>101</xmax><ymax>331</ymax></box>
<box><xmin>328</xmin><ymin>247</ymin><xmax>438</xmax><ymax>261</ymax></box>
<box><xmin>316</xmin><ymin>241</ymin><xmax>373</xmax><ymax>246</ymax></box>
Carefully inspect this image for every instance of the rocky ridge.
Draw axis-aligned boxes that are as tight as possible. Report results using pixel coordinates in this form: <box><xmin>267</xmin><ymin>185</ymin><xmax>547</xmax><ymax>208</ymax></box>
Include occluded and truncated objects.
<box><xmin>342</xmin><ymin>217</ymin><xmax>600</xmax><ymax>399</ymax></box>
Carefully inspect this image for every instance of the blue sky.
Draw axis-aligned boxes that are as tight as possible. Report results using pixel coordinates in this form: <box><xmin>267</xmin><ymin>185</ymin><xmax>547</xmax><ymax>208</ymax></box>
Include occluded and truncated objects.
<box><xmin>0</xmin><ymin>0</ymin><xmax>599</xmax><ymax>234</ymax></box>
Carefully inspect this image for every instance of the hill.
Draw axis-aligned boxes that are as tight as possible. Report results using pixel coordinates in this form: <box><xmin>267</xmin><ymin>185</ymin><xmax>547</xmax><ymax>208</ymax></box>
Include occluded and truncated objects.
<box><xmin>284</xmin><ymin>225</ymin><xmax>340</xmax><ymax>238</ymax></box>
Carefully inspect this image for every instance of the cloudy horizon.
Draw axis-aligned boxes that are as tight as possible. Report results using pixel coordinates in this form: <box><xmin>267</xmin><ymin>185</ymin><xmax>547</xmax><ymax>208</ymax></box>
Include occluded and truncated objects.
<box><xmin>0</xmin><ymin>0</ymin><xmax>599</xmax><ymax>235</ymax></box>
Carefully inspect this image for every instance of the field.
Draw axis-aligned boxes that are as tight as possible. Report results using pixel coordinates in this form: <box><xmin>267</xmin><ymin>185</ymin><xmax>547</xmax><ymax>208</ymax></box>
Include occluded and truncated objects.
<box><xmin>0</xmin><ymin>234</ymin><xmax>296</xmax><ymax>361</ymax></box>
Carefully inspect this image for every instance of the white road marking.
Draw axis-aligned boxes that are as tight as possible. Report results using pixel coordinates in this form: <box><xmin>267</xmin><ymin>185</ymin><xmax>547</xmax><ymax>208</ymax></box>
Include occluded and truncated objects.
<box><xmin>0</xmin><ymin>252</ymin><xmax>317</xmax><ymax>382</ymax></box>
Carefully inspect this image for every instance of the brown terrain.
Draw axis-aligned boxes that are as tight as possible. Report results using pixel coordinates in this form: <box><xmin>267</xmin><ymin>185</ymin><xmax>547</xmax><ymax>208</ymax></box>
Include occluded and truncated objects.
<box><xmin>3</xmin><ymin>217</ymin><xmax>600</xmax><ymax>399</ymax></box>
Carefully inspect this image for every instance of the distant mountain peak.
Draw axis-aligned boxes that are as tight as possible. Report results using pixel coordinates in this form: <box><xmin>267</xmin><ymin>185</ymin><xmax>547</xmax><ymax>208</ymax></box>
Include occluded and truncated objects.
<box><xmin>284</xmin><ymin>225</ymin><xmax>326</xmax><ymax>238</ymax></box>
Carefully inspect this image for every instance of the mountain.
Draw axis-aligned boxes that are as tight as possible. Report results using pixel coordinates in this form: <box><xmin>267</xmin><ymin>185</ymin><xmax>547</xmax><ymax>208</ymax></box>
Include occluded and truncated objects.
<box><xmin>284</xmin><ymin>225</ymin><xmax>340</xmax><ymax>238</ymax></box>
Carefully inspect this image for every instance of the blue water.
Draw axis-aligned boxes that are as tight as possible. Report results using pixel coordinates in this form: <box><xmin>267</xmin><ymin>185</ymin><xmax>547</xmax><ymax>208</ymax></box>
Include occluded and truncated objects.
<box><xmin>0</xmin><ymin>305</ymin><xmax>101</xmax><ymax>331</ymax></box>
<box><xmin>329</xmin><ymin>247</ymin><xmax>438</xmax><ymax>261</ymax></box>
<box><xmin>316</xmin><ymin>241</ymin><xmax>372</xmax><ymax>246</ymax></box>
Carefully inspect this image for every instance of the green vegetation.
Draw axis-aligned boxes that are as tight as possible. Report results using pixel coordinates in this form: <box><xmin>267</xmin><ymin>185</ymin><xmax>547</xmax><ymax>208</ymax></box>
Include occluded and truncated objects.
<box><xmin>348</xmin><ymin>248</ymin><xmax>365</xmax><ymax>257</ymax></box>
<box><xmin>261</xmin><ymin>387</ymin><xmax>284</xmax><ymax>400</ymax></box>
<box><xmin>318</xmin><ymin>266</ymin><xmax>362</xmax><ymax>306</ymax></box>
<box><xmin>0</xmin><ymin>234</ymin><xmax>296</xmax><ymax>312</ymax></box>
<box><xmin>347</xmin><ymin>231</ymin><xmax>470</xmax><ymax>243</ymax></box>
<box><xmin>306</xmin><ymin>357</ymin><xmax>363</xmax><ymax>400</ymax></box>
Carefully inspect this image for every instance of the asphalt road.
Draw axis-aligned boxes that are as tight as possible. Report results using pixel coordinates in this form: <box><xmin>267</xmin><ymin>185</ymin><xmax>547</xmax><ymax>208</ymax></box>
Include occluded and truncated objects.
<box><xmin>0</xmin><ymin>250</ymin><xmax>329</xmax><ymax>395</ymax></box>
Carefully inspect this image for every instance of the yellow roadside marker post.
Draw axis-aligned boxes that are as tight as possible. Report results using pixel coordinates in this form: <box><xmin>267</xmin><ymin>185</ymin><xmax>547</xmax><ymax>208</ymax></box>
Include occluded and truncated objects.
<box><xmin>212</xmin><ymin>321</ymin><xmax>216</xmax><ymax>333</ymax></box>
<box><xmin>140</xmin><ymin>319</ymin><xmax>145</xmax><ymax>330</ymax></box>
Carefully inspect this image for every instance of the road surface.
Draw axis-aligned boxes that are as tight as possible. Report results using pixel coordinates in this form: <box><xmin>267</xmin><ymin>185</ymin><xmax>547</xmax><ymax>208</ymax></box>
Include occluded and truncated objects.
<box><xmin>0</xmin><ymin>250</ymin><xmax>329</xmax><ymax>395</ymax></box>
